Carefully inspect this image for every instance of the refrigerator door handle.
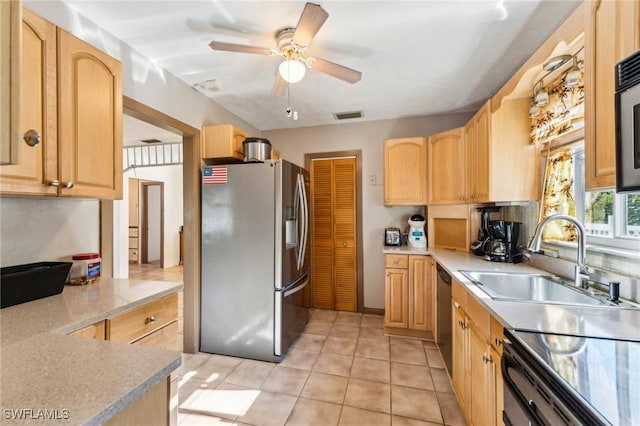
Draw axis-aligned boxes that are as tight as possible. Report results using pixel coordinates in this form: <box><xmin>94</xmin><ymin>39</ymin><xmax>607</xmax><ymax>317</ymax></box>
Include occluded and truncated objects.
<box><xmin>295</xmin><ymin>174</ymin><xmax>306</xmax><ymax>270</ymax></box>
<box><xmin>284</xmin><ymin>275</ymin><xmax>309</xmax><ymax>297</ymax></box>
<box><xmin>299</xmin><ymin>174</ymin><xmax>309</xmax><ymax>270</ymax></box>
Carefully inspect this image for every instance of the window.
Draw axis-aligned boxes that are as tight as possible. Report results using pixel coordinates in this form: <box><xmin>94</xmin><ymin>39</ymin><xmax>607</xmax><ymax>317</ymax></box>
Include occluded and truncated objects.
<box><xmin>542</xmin><ymin>144</ymin><xmax>640</xmax><ymax>253</ymax></box>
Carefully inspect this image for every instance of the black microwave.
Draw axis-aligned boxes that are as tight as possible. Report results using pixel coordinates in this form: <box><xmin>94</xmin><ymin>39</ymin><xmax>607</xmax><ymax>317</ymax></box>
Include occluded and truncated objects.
<box><xmin>615</xmin><ymin>49</ymin><xmax>640</xmax><ymax>193</ymax></box>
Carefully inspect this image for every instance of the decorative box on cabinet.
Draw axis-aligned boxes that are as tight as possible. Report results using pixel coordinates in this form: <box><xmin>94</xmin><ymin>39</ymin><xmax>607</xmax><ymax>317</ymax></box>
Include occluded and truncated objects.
<box><xmin>107</xmin><ymin>292</ymin><xmax>179</xmax><ymax>351</ymax></box>
<box><xmin>0</xmin><ymin>9</ymin><xmax>123</xmax><ymax>199</ymax></box>
<box><xmin>383</xmin><ymin>137</ymin><xmax>427</xmax><ymax>205</ymax></box>
<box><xmin>584</xmin><ymin>0</ymin><xmax>640</xmax><ymax>190</ymax></box>
<box><xmin>202</xmin><ymin>124</ymin><xmax>248</xmax><ymax>163</ymax></box>
<box><xmin>384</xmin><ymin>254</ymin><xmax>433</xmax><ymax>338</ymax></box>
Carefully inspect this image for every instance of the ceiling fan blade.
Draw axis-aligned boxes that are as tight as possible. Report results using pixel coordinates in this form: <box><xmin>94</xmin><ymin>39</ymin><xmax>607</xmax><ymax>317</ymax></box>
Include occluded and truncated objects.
<box><xmin>209</xmin><ymin>40</ymin><xmax>273</xmax><ymax>55</ymax></box>
<box><xmin>271</xmin><ymin>73</ymin><xmax>287</xmax><ymax>96</ymax></box>
<box><xmin>292</xmin><ymin>3</ymin><xmax>329</xmax><ymax>48</ymax></box>
<box><xmin>308</xmin><ymin>58</ymin><xmax>362</xmax><ymax>84</ymax></box>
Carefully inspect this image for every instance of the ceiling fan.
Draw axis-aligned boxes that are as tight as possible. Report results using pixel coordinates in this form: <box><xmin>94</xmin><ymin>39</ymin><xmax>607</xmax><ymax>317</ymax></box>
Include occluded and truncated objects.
<box><xmin>209</xmin><ymin>2</ymin><xmax>362</xmax><ymax>96</ymax></box>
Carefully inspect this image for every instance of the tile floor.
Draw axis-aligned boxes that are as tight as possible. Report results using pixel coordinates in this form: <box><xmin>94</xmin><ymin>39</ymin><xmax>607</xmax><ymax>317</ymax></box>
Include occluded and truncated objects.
<box><xmin>176</xmin><ymin>309</ymin><xmax>466</xmax><ymax>426</ymax></box>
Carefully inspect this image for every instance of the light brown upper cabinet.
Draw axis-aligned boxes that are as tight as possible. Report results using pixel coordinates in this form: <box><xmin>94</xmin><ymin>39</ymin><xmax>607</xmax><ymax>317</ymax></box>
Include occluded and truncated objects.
<box><xmin>0</xmin><ymin>1</ymin><xmax>21</xmax><ymax>166</ymax></box>
<box><xmin>202</xmin><ymin>124</ymin><xmax>247</xmax><ymax>163</ymax></box>
<box><xmin>383</xmin><ymin>137</ymin><xmax>427</xmax><ymax>205</ymax></box>
<box><xmin>427</xmin><ymin>128</ymin><xmax>465</xmax><ymax>204</ymax></box>
<box><xmin>0</xmin><ymin>9</ymin><xmax>123</xmax><ymax>199</ymax></box>
<box><xmin>584</xmin><ymin>0</ymin><xmax>640</xmax><ymax>190</ymax></box>
<box><xmin>429</xmin><ymin>99</ymin><xmax>537</xmax><ymax>205</ymax></box>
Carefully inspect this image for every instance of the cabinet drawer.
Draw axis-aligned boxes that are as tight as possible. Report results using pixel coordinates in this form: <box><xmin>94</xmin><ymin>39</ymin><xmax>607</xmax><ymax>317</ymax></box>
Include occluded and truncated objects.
<box><xmin>129</xmin><ymin>237</ymin><xmax>139</xmax><ymax>249</ymax></box>
<box><xmin>133</xmin><ymin>321</ymin><xmax>179</xmax><ymax>351</ymax></box>
<box><xmin>385</xmin><ymin>254</ymin><xmax>408</xmax><ymax>269</ymax></box>
<box><xmin>452</xmin><ymin>278</ymin><xmax>467</xmax><ymax>310</ymax></box>
<box><xmin>108</xmin><ymin>293</ymin><xmax>178</xmax><ymax>343</ymax></box>
<box><xmin>68</xmin><ymin>320</ymin><xmax>106</xmax><ymax>340</ymax></box>
<box><xmin>466</xmin><ymin>294</ymin><xmax>490</xmax><ymax>339</ymax></box>
<box><xmin>490</xmin><ymin>316</ymin><xmax>505</xmax><ymax>355</ymax></box>
<box><xmin>129</xmin><ymin>249</ymin><xmax>139</xmax><ymax>261</ymax></box>
<box><xmin>128</xmin><ymin>227</ymin><xmax>139</xmax><ymax>237</ymax></box>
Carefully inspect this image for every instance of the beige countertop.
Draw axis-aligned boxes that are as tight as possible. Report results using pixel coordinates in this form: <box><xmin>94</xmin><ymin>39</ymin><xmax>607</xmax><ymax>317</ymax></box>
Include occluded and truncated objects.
<box><xmin>0</xmin><ymin>278</ymin><xmax>183</xmax><ymax>425</ymax></box>
<box><xmin>382</xmin><ymin>246</ymin><xmax>429</xmax><ymax>255</ymax></box>
<box><xmin>428</xmin><ymin>248</ymin><xmax>640</xmax><ymax>341</ymax></box>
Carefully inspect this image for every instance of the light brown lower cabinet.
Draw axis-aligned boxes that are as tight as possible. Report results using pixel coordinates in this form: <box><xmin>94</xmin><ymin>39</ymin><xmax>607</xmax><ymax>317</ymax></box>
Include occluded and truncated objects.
<box><xmin>67</xmin><ymin>320</ymin><xmax>106</xmax><ymax>340</ymax></box>
<box><xmin>104</xmin><ymin>376</ymin><xmax>170</xmax><ymax>426</ymax></box>
<box><xmin>384</xmin><ymin>254</ymin><xmax>433</xmax><ymax>336</ymax></box>
<box><xmin>451</xmin><ymin>278</ymin><xmax>503</xmax><ymax>426</ymax></box>
<box><xmin>107</xmin><ymin>292</ymin><xmax>179</xmax><ymax>348</ymax></box>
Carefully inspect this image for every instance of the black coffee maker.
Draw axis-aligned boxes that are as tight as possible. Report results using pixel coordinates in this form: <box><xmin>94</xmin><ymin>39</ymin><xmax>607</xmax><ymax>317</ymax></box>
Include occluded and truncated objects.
<box><xmin>470</xmin><ymin>207</ymin><xmax>501</xmax><ymax>256</ymax></box>
<box><xmin>485</xmin><ymin>220</ymin><xmax>522</xmax><ymax>263</ymax></box>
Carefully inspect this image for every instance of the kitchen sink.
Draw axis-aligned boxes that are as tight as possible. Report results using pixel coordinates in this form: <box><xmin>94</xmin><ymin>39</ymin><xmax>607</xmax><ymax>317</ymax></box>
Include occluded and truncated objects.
<box><xmin>459</xmin><ymin>271</ymin><xmax>635</xmax><ymax>308</ymax></box>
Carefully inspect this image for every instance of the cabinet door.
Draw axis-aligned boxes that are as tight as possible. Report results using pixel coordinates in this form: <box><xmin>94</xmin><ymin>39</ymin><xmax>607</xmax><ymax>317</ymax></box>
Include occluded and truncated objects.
<box><xmin>0</xmin><ymin>9</ymin><xmax>57</xmax><ymax>196</ymax></box>
<box><xmin>58</xmin><ymin>28</ymin><xmax>122</xmax><ymax>199</ymax></box>
<box><xmin>384</xmin><ymin>268</ymin><xmax>408</xmax><ymax>328</ymax></box>
<box><xmin>471</xmin><ymin>104</ymin><xmax>490</xmax><ymax>202</ymax></box>
<box><xmin>428</xmin><ymin>128</ymin><xmax>465</xmax><ymax>204</ymax></box>
<box><xmin>451</xmin><ymin>303</ymin><xmax>469</xmax><ymax>415</ymax></box>
<box><xmin>383</xmin><ymin>137</ymin><xmax>427</xmax><ymax>205</ymax></box>
<box><xmin>584</xmin><ymin>0</ymin><xmax>617</xmax><ymax>189</ymax></box>
<box><xmin>0</xmin><ymin>1</ymin><xmax>20</xmax><ymax>165</ymax></box>
<box><xmin>491</xmin><ymin>346</ymin><xmax>503</xmax><ymax>426</ymax></box>
<box><xmin>202</xmin><ymin>125</ymin><xmax>247</xmax><ymax>161</ymax></box>
<box><xmin>469</xmin><ymin>323</ymin><xmax>492</xmax><ymax>426</ymax></box>
<box><xmin>408</xmin><ymin>255</ymin><xmax>431</xmax><ymax>331</ymax></box>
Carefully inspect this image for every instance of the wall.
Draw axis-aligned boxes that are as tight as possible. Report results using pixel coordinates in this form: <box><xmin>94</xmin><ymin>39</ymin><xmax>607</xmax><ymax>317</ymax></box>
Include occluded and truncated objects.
<box><xmin>0</xmin><ymin>197</ymin><xmax>99</xmax><ymax>266</ymax></box>
<box><xmin>113</xmin><ymin>165</ymin><xmax>184</xmax><ymax>278</ymax></box>
<box><xmin>264</xmin><ymin>113</ymin><xmax>471</xmax><ymax>309</ymax></box>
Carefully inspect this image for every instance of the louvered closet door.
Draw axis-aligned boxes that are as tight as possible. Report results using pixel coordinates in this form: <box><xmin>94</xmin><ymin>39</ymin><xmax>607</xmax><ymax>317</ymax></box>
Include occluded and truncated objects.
<box><xmin>310</xmin><ymin>157</ymin><xmax>357</xmax><ymax>311</ymax></box>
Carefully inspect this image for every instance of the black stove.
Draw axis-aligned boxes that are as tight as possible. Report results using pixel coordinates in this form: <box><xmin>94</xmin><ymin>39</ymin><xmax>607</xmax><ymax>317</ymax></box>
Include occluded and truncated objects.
<box><xmin>502</xmin><ymin>329</ymin><xmax>640</xmax><ymax>425</ymax></box>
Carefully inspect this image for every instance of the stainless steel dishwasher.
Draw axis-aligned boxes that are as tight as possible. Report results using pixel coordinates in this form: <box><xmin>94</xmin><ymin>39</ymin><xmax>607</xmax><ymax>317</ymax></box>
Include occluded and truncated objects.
<box><xmin>436</xmin><ymin>263</ymin><xmax>452</xmax><ymax>374</ymax></box>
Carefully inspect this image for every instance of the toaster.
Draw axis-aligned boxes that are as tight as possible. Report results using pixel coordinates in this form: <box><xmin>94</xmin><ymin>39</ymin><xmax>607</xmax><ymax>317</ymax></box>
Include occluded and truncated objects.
<box><xmin>384</xmin><ymin>227</ymin><xmax>402</xmax><ymax>246</ymax></box>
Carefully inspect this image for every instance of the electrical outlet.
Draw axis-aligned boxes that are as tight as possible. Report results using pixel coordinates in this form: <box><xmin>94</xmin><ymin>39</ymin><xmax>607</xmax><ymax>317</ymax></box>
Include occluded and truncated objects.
<box><xmin>369</xmin><ymin>175</ymin><xmax>377</xmax><ymax>185</ymax></box>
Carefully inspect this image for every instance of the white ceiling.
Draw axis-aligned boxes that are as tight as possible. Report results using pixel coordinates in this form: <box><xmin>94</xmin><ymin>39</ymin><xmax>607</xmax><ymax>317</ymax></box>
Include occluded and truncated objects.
<box><xmin>64</xmin><ymin>0</ymin><xmax>581</xmax><ymax>132</ymax></box>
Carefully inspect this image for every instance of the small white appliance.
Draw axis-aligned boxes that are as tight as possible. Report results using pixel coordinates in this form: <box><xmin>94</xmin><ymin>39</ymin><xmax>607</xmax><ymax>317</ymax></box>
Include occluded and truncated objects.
<box><xmin>407</xmin><ymin>214</ymin><xmax>426</xmax><ymax>248</ymax></box>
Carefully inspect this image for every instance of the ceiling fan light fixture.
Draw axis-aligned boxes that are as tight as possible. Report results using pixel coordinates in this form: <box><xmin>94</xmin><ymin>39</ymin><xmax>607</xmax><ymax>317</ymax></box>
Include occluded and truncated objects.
<box><xmin>279</xmin><ymin>59</ymin><xmax>306</xmax><ymax>83</ymax></box>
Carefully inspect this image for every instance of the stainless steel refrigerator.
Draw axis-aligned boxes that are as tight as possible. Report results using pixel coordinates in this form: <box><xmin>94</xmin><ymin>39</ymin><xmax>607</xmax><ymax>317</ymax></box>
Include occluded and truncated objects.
<box><xmin>200</xmin><ymin>159</ymin><xmax>310</xmax><ymax>362</ymax></box>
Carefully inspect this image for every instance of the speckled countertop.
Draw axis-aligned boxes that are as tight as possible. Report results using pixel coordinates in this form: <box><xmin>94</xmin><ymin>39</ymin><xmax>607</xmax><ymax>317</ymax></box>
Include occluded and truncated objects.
<box><xmin>0</xmin><ymin>278</ymin><xmax>183</xmax><ymax>425</ymax></box>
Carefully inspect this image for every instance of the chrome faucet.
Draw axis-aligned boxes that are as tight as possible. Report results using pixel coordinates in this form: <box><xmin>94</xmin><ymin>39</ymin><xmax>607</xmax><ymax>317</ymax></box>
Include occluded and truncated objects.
<box><xmin>527</xmin><ymin>214</ymin><xmax>589</xmax><ymax>287</ymax></box>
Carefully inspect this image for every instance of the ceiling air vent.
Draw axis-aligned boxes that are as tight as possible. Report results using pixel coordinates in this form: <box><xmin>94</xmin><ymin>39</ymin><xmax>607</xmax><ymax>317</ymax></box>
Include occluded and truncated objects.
<box><xmin>333</xmin><ymin>111</ymin><xmax>363</xmax><ymax>120</ymax></box>
<box><xmin>140</xmin><ymin>138</ymin><xmax>162</xmax><ymax>144</ymax></box>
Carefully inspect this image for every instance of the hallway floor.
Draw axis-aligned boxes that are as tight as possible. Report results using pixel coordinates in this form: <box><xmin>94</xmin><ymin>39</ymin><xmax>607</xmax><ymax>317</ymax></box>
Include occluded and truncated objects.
<box><xmin>176</xmin><ymin>309</ymin><xmax>465</xmax><ymax>426</ymax></box>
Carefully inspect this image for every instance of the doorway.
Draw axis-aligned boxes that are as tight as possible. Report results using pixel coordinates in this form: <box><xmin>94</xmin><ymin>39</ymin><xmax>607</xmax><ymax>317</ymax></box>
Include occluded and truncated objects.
<box><xmin>141</xmin><ymin>181</ymin><xmax>164</xmax><ymax>265</ymax></box>
<box><xmin>305</xmin><ymin>150</ymin><xmax>363</xmax><ymax>313</ymax></box>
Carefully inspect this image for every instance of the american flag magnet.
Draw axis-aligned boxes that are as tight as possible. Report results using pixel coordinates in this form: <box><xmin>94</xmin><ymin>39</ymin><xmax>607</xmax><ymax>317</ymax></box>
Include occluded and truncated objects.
<box><xmin>203</xmin><ymin>166</ymin><xmax>228</xmax><ymax>184</ymax></box>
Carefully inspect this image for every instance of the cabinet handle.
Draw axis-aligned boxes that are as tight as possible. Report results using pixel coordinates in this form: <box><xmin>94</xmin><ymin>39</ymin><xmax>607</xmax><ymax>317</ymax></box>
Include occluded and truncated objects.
<box><xmin>459</xmin><ymin>195</ymin><xmax>464</xmax><ymax>201</ymax></box>
<box><xmin>63</xmin><ymin>182</ymin><xmax>74</xmax><ymax>189</ymax></box>
<box><xmin>453</xmin><ymin>302</ymin><xmax>461</xmax><ymax>309</ymax></box>
<box><xmin>393</xmin><ymin>259</ymin><xmax>399</xmax><ymax>264</ymax></box>
<box><xmin>342</xmin><ymin>241</ymin><xmax>347</xmax><ymax>247</ymax></box>
<box><xmin>470</xmin><ymin>194</ymin><xmax>476</xmax><ymax>200</ymax></box>
<box><xmin>483</xmin><ymin>355</ymin><xmax>491</xmax><ymax>364</ymax></box>
<box><xmin>458</xmin><ymin>320</ymin><xmax>466</xmax><ymax>329</ymax></box>
<box><xmin>146</xmin><ymin>315</ymin><xmax>156</xmax><ymax>324</ymax></box>
<box><xmin>23</xmin><ymin>129</ymin><xmax>41</xmax><ymax>147</ymax></box>
<box><xmin>48</xmin><ymin>180</ymin><xmax>60</xmax><ymax>187</ymax></box>
<box><xmin>495</xmin><ymin>338</ymin><xmax>502</xmax><ymax>347</ymax></box>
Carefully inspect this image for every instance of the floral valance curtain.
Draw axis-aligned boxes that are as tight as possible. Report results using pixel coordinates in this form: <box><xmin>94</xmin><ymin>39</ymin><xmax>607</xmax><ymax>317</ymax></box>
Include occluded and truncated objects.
<box><xmin>541</xmin><ymin>150</ymin><xmax>578</xmax><ymax>242</ymax></box>
<box><xmin>530</xmin><ymin>70</ymin><xmax>584</xmax><ymax>146</ymax></box>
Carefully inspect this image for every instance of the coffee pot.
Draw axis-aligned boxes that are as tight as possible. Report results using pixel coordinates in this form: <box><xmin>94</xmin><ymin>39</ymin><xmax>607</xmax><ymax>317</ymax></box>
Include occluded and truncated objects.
<box><xmin>484</xmin><ymin>220</ymin><xmax>522</xmax><ymax>263</ymax></box>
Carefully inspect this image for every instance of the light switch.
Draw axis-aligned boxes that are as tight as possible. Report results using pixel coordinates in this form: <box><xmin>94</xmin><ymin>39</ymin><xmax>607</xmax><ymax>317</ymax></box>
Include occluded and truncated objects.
<box><xmin>369</xmin><ymin>175</ymin><xmax>377</xmax><ymax>185</ymax></box>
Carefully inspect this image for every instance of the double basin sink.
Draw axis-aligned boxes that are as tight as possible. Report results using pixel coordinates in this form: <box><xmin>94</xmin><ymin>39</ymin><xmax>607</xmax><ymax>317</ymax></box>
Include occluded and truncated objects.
<box><xmin>460</xmin><ymin>271</ymin><xmax>636</xmax><ymax>309</ymax></box>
